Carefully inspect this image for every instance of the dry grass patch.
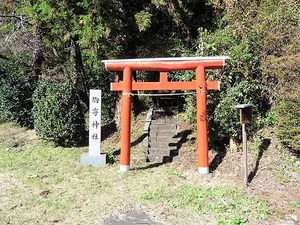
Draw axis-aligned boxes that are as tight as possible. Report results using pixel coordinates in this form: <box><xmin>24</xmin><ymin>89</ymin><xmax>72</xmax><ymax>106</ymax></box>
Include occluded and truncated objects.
<box><xmin>0</xmin><ymin>122</ymin><xmax>36</xmax><ymax>148</ymax></box>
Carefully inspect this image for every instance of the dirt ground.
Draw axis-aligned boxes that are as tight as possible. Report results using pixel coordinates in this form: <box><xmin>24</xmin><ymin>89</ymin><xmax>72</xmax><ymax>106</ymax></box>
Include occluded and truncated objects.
<box><xmin>100</xmin><ymin>113</ymin><xmax>300</xmax><ymax>225</ymax></box>
<box><xmin>102</xmin><ymin>114</ymin><xmax>300</xmax><ymax>225</ymax></box>
<box><xmin>177</xmin><ymin>122</ymin><xmax>300</xmax><ymax>225</ymax></box>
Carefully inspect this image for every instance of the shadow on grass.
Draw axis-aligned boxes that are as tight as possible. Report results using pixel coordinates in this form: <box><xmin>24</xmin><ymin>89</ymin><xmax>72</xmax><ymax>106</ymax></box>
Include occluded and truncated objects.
<box><xmin>209</xmin><ymin>141</ymin><xmax>227</xmax><ymax>173</ymax></box>
<box><xmin>289</xmin><ymin>148</ymin><xmax>300</xmax><ymax>159</ymax></box>
<box><xmin>248</xmin><ymin>138</ymin><xmax>271</xmax><ymax>183</ymax></box>
<box><xmin>134</xmin><ymin>162</ymin><xmax>165</xmax><ymax>170</ymax></box>
<box><xmin>110</xmin><ymin>133</ymin><xmax>148</xmax><ymax>159</ymax></box>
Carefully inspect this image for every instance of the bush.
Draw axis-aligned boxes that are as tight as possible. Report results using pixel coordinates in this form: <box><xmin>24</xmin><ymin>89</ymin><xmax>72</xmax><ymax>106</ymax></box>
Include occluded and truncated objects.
<box><xmin>213</xmin><ymin>79</ymin><xmax>270</xmax><ymax>141</ymax></box>
<box><xmin>32</xmin><ymin>78</ymin><xmax>85</xmax><ymax>146</ymax></box>
<box><xmin>275</xmin><ymin>94</ymin><xmax>300</xmax><ymax>151</ymax></box>
<box><xmin>0</xmin><ymin>53</ymin><xmax>37</xmax><ymax>127</ymax></box>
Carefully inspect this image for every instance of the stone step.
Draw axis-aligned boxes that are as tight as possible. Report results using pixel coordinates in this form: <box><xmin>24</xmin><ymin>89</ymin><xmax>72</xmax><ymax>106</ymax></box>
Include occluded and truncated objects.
<box><xmin>150</xmin><ymin>124</ymin><xmax>177</xmax><ymax>131</ymax></box>
<box><xmin>165</xmin><ymin>117</ymin><xmax>178</xmax><ymax>125</ymax></box>
<box><xmin>148</xmin><ymin>149</ymin><xmax>171</xmax><ymax>156</ymax></box>
<box><xmin>149</xmin><ymin>141</ymin><xmax>178</xmax><ymax>148</ymax></box>
<box><xmin>151</xmin><ymin>119</ymin><xmax>166</xmax><ymax>125</ymax></box>
<box><xmin>147</xmin><ymin>154</ymin><xmax>164</xmax><ymax>163</ymax></box>
<box><xmin>149</xmin><ymin>142</ymin><xmax>178</xmax><ymax>149</ymax></box>
<box><xmin>149</xmin><ymin>130</ymin><xmax>178</xmax><ymax>138</ymax></box>
<box><xmin>154</xmin><ymin>136</ymin><xmax>179</xmax><ymax>143</ymax></box>
<box><xmin>150</xmin><ymin>145</ymin><xmax>177</xmax><ymax>150</ymax></box>
<box><xmin>149</xmin><ymin>135</ymin><xmax>178</xmax><ymax>140</ymax></box>
<box><xmin>149</xmin><ymin>132</ymin><xmax>179</xmax><ymax>142</ymax></box>
<box><xmin>151</xmin><ymin>116</ymin><xmax>177</xmax><ymax>123</ymax></box>
<box><xmin>147</xmin><ymin>154</ymin><xmax>180</xmax><ymax>163</ymax></box>
<box><xmin>145</xmin><ymin>107</ymin><xmax>180</xmax><ymax>163</ymax></box>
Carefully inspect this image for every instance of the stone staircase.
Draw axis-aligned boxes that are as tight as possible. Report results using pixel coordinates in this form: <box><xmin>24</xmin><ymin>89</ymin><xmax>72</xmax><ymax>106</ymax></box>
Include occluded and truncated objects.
<box><xmin>143</xmin><ymin>107</ymin><xmax>180</xmax><ymax>163</ymax></box>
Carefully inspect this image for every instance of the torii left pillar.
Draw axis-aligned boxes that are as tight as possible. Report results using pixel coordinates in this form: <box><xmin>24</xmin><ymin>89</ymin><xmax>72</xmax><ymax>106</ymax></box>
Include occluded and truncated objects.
<box><xmin>102</xmin><ymin>57</ymin><xmax>228</xmax><ymax>174</ymax></box>
<box><xmin>120</xmin><ymin>67</ymin><xmax>132</xmax><ymax>172</ymax></box>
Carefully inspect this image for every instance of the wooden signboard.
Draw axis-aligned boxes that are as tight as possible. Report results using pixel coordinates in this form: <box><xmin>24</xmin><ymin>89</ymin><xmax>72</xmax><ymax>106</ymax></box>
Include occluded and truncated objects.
<box><xmin>235</xmin><ymin>103</ymin><xmax>253</xmax><ymax>185</ymax></box>
<box><xmin>236</xmin><ymin>104</ymin><xmax>253</xmax><ymax>124</ymax></box>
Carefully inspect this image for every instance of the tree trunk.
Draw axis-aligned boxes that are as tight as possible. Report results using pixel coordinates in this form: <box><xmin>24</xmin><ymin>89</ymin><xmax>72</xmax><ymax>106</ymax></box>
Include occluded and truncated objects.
<box><xmin>132</xmin><ymin>71</ymin><xmax>141</xmax><ymax>116</ymax></box>
<box><xmin>70</xmin><ymin>35</ymin><xmax>89</xmax><ymax>109</ymax></box>
<box><xmin>32</xmin><ymin>32</ymin><xmax>45</xmax><ymax>80</ymax></box>
<box><xmin>113</xmin><ymin>1</ymin><xmax>142</xmax><ymax>120</ymax></box>
<box><xmin>114</xmin><ymin>93</ymin><xmax>122</xmax><ymax>131</ymax></box>
<box><xmin>113</xmin><ymin>74</ymin><xmax>122</xmax><ymax>131</ymax></box>
<box><xmin>112</xmin><ymin>72</ymin><xmax>142</xmax><ymax>131</ymax></box>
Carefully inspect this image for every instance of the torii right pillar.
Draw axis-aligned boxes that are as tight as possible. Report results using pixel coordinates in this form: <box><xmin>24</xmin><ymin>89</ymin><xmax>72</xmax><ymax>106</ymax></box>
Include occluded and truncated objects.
<box><xmin>196</xmin><ymin>65</ymin><xmax>209</xmax><ymax>175</ymax></box>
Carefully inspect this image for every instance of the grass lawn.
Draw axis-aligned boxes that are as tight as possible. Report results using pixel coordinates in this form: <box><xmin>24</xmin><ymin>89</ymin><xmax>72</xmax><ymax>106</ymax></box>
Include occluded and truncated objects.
<box><xmin>0</xmin><ymin>114</ymin><xmax>299</xmax><ymax>225</ymax></box>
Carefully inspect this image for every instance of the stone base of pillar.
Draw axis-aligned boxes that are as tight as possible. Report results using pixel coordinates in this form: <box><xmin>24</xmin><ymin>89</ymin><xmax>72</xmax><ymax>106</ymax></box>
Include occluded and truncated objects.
<box><xmin>119</xmin><ymin>165</ymin><xmax>130</xmax><ymax>172</ymax></box>
<box><xmin>198</xmin><ymin>167</ymin><xmax>209</xmax><ymax>175</ymax></box>
<box><xmin>80</xmin><ymin>153</ymin><xmax>106</xmax><ymax>167</ymax></box>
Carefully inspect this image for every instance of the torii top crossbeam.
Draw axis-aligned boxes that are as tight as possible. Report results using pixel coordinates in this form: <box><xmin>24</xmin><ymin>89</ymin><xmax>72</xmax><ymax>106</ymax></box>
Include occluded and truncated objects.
<box><xmin>103</xmin><ymin>56</ymin><xmax>228</xmax><ymax>71</ymax></box>
<box><xmin>102</xmin><ymin>56</ymin><xmax>229</xmax><ymax>175</ymax></box>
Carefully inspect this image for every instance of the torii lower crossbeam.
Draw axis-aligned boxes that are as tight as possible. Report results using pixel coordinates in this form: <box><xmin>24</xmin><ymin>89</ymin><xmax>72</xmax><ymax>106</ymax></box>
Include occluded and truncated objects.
<box><xmin>102</xmin><ymin>57</ymin><xmax>229</xmax><ymax>175</ymax></box>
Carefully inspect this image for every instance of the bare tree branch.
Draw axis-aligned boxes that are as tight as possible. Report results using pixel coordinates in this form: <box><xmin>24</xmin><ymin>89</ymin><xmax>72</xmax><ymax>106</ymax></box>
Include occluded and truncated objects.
<box><xmin>0</xmin><ymin>14</ymin><xmax>33</xmax><ymax>26</ymax></box>
<box><xmin>0</xmin><ymin>12</ymin><xmax>37</xmax><ymax>54</ymax></box>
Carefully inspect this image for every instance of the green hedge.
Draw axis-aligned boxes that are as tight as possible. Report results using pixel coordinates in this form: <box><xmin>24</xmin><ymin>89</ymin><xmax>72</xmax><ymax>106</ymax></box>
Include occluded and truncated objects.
<box><xmin>32</xmin><ymin>78</ymin><xmax>85</xmax><ymax>146</ymax></box>
<box><xmin>0</xmin><ymin>53</ymin><xmax>36</xmax><ymax>127</ymax></box>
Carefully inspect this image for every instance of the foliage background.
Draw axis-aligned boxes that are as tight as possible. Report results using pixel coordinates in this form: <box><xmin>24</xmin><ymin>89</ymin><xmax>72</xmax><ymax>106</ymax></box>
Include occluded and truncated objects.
<box><xmin>0</xmin><ymin>0</ymin><xmax>299</xmax><ymax>150</ymax></box>
<box><xmin>0</xmin><ymin>53</ymin><xmax>37</xmax><ymax>127</ymax></box>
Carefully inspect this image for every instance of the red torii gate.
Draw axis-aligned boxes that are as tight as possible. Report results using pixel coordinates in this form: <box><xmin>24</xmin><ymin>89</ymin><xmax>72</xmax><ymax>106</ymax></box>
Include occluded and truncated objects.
<box><xmin>102</xmin><ymin>57</ymin><xmax>229</xmax><ymax>175</ymax></box>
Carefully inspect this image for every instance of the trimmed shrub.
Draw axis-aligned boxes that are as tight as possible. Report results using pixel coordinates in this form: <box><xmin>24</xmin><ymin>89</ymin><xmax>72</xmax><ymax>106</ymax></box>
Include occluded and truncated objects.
<box><xmin>32</xmin><ymin>78</ymin><xmax>85</xmax><ymax>146</ymax></box>
<box><xmin>0</xmin><ymin>53</ymin><xmax>36</xmax><ymax>127</ymax></box>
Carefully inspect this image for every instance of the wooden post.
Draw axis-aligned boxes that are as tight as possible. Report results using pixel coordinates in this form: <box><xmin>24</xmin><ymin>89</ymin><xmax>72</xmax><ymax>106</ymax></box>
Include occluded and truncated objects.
<box><xmin>242</xmin><ymin>123</ymin><xmax>248</xmax><ymax>184</ymax></box>
<box><xmin>196</xmin><ymin>66</ymin><xmax>209</xmax><ymax>175</ymax></box>
<box><xmin>120</xmin><ymin>67</ymin><xmax>132</xmax><ymax>172</ymax></box>
<box><xmin>236</xmin><ymin>104</ymin><xmax>253</xmax><ymax>185</ymax></box>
